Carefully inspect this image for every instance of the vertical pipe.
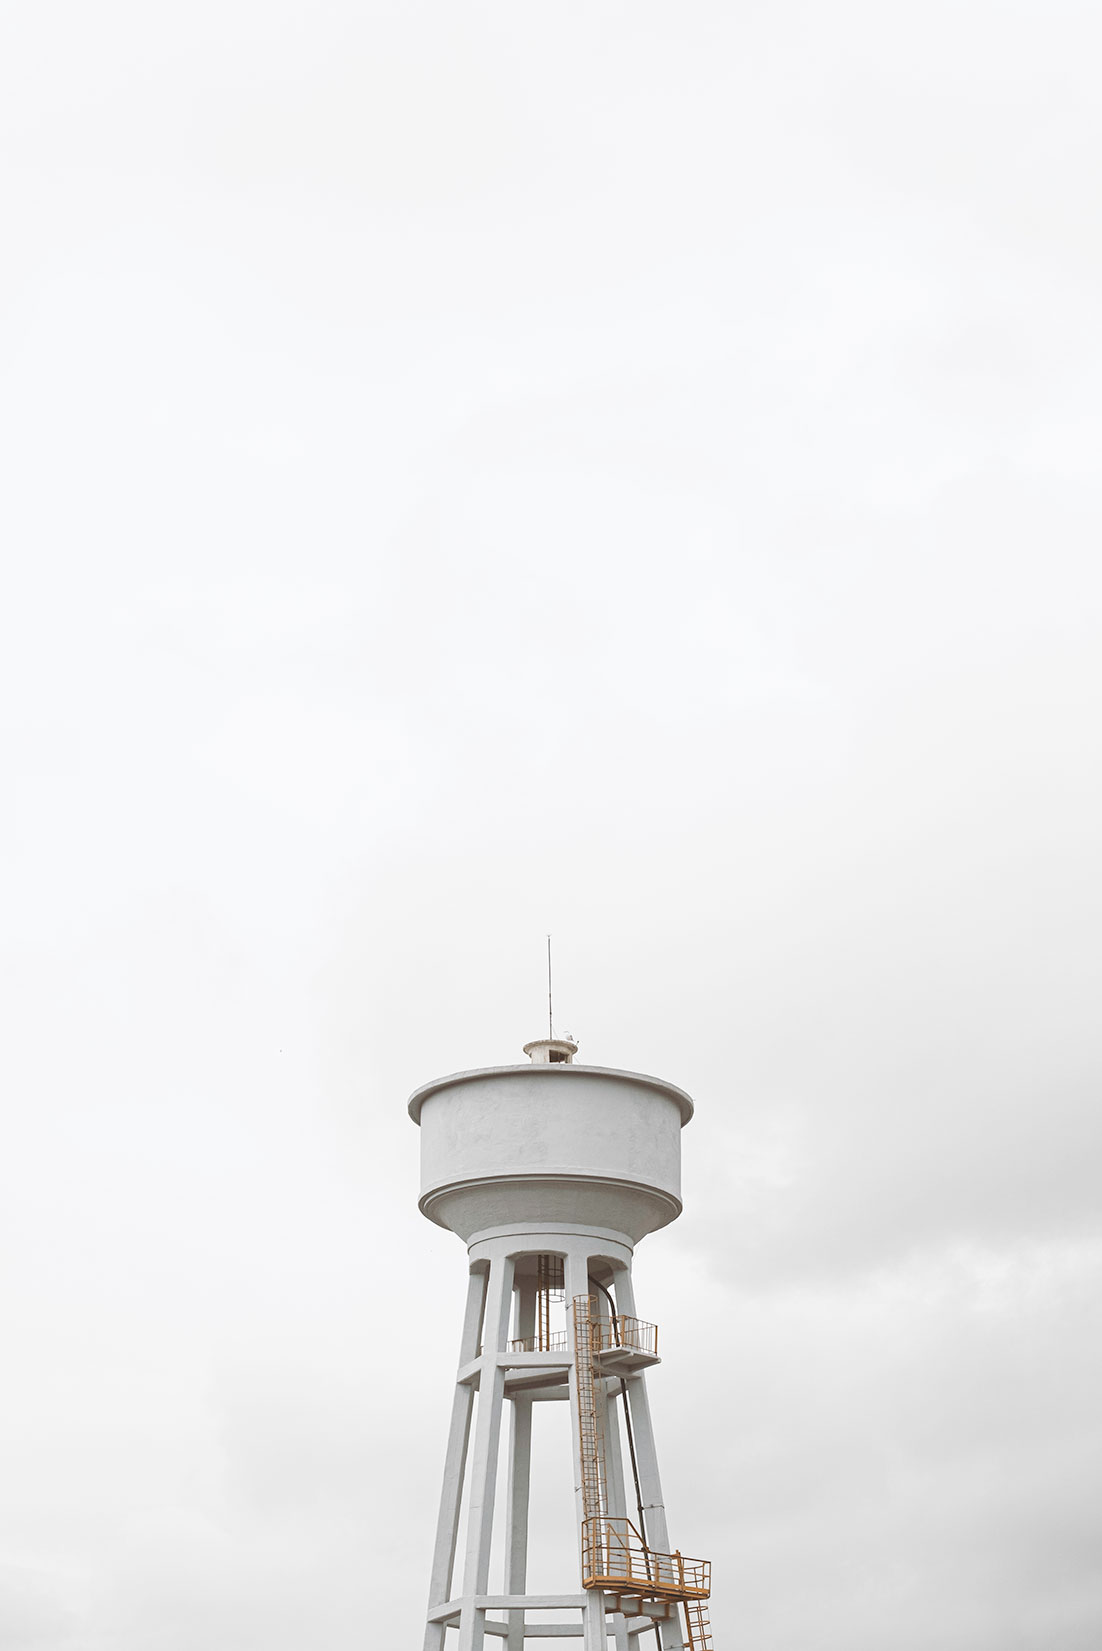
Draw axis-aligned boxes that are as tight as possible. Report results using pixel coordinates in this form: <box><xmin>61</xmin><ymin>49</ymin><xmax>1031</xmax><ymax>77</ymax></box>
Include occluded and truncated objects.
<box><xmin>614</xmin><ymin>1271</ymin><xmax>684</xmax><ymax>1651</ymax></box>
<box><xmin>619</xmin><ymin>1376</ymin><xmax>671</xmax><ymax>1553</ymax></box>
<box><xmin>601</xmin><ymin>1379</ymin><xmax>631</xmax><ymax>1651</ymax></box>
<box><xmin>618</xmin><ymin>1374</ymin><xmax>685</xmax><ymax>1651</ymax></box>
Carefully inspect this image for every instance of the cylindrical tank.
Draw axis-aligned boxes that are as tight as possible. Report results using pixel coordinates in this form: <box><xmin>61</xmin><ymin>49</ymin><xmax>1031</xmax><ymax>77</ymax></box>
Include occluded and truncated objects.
<box><xmin>408</xmin><ymin>1048</ymin><xmax>694</xmax><ymax>1244</ymax></box>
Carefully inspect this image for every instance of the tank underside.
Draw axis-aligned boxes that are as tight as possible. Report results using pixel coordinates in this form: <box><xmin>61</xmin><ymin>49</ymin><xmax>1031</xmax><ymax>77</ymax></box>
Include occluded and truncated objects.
<box><xmin>419</xmin><ymin>1171</ymin><xmax>683</xmax><ymax>1243</ymax></box>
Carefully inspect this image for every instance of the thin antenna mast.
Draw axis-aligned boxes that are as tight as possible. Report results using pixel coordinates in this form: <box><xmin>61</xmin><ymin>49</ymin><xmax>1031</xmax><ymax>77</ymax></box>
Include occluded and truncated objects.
<box><xmin>546</xmin><ymin>934</ymin><xmax>553</xmax><ymax>1040</ymax></box>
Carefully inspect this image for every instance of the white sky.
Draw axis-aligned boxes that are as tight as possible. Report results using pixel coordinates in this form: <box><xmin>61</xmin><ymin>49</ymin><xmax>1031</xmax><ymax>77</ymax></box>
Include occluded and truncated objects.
<box><xmin>2</xmin><ymin>3</ymin><xmax>1101</xmax><ymax>1648</ymax></box>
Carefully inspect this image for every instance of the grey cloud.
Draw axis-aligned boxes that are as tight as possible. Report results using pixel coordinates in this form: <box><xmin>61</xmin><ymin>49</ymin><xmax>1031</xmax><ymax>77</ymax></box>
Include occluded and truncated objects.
<box><xmin>2</xmin><ymin>2</ymin><xmax>1100</xmax><ymax>1648</ymax></box>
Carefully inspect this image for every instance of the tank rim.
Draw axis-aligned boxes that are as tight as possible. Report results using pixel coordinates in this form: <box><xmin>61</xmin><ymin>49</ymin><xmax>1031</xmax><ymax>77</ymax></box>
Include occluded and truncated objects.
<box><xmin>407</xmin><ymin>1063</ymin><xmax>695</xmax><ymax>1127</ymax></box>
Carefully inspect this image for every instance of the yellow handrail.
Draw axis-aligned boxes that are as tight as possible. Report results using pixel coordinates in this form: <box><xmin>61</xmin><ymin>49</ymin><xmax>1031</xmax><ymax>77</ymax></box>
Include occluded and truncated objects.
<box><xmin>594</xmin><ymin>1314</ymin><xmax>659</xmax><ymax>1358</ymax></box>
<box><xmin>582</xmin><ymin>1517</ymin><xmax>710</xmax><ymax>1600</ymax></box>
<box><xmin>508</xmin><ymin>1331</ymin><xmax>570</xmax><ymax>1353</ymax></box>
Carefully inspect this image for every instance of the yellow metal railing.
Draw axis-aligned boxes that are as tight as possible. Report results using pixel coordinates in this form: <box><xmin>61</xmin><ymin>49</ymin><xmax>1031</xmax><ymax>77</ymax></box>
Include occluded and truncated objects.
<box><xmin>582</xmin><ymin>1517</ymin><xmax>710</xmax><ymax>1600</ymax></box>
<box><xmin>572</xmin><ymin>1295</ymin><xmax>713</xmax><ymax>1631</ymax></box>
<box><xmin>593</xmin><ymin>1313</ymin><xmax>659</xmax><ymax>1358</ymax></box>
<box><xmin>509</xmin><ymin>1330</ymin><xmax>570</xmax><ymax>1353</ymax></box>
<box><xmin>508</xmin><ymin>1314</ymin><xmax>656</xmax><ymax>1358</ymax></box>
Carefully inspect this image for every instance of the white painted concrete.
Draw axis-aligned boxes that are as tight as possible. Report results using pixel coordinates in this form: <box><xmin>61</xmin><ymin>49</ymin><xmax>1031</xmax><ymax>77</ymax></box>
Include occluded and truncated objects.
<box><xmin>521</xmin><ymin>1037</ymin><xmax>579</xmax><ymax>1064</ymax></box>
<box><xmin>457</xmin><ymin>1256</ymin><xmax>516</xmax><ymax>1651</ymax></box>
<box><xmin>412</xmin><ymin>1044</ymin><xmax>699</xmax><ymax>1649</ymax></box>
<box><xmin>423</xmin><ymin>1268</ymin><xmax>487</xmax><ymax>1651</ymax></box>
<box><xmin>410</xmin><ymin>1062</ymin><xmax>693</xmax><ymax>1242</ymax></box>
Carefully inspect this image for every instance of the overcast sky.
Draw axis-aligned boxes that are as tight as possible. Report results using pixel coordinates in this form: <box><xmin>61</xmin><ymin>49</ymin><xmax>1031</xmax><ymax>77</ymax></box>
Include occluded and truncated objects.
<box><xmin>3</xmin><ymin>3</ymin><xmax>1101</xmax><ymax>1648</ymax></box>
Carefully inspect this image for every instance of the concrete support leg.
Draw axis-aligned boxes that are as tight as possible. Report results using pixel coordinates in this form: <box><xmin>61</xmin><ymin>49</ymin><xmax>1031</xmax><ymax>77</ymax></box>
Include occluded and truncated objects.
<box><xmin>618</xmin><ymin>1375</ymin><xmax>683</xmax><ymax>1651</ymax></box>
<box><xmin>505</xmin><ymin>1268</ymin><xmax>535</xmax><ymax>1651</ymax></box>
<box><xmin>504</xmin><ymin>1396</ymin><xmax>532</xmax><ymax>1651</ymax></box>
<box><xmin>620</xmin><ymin>1372</ymin><xmax>672</xmax><ymax>1552</ymax></box>
<box><xmin>602</xmin><ymin>1383</ymin><xmax>631</xmax><ymax>1651</ymax></box>
<box><xmin>457</xmin><ymin>1254</ymin><xmax>516</xmax><ymax>1651</ymax></box>
<box><xmin>423</xmin><ymin>1267</ymin><xmax>487</xmax><ymax>1651</ymax></box>
<box><xmin>583</xmin><ymin>1587</ymin><xmax>608</xmax><ymax>1650</ymax></box>
<box><xmin>423</xmin><ymin>1611</ymin><xmax>447</xmax><ymax>1649</ymax></box>
<box><xmin>614</xmin><ymin>1271</ymin><xmax>684</xmax><ymax>1651</ymax></box>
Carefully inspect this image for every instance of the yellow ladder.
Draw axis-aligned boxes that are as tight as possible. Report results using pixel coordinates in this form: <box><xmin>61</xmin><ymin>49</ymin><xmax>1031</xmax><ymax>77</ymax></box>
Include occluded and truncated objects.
<box><xmin>683</xmin><ymin>1597</ymin><xmax>713</xmax><ymax>1650</ymax></box>
<box><xmin>536</xmin><ymin>1254</ymin><xmax>565</xmax><ymax>1352</ymax></box>
<box><xmin>572</xmin><ymin>1295</ymin><xmax>607</xmax><ymax>1524</ymax></box>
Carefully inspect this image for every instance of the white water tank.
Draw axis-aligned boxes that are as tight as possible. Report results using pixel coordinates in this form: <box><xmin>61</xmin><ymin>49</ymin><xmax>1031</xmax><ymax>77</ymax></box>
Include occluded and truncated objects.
<box><xmin>407</xmin><ymin>1043</ymin><xmax>694</xmax><ymax>1244</ymax></box>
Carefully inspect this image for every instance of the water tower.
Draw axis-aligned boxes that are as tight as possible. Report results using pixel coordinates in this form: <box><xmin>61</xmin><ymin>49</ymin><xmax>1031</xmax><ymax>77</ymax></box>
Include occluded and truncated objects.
<box><xmin>410</xmin><ymin>1036</ymin><xmax>713</xmax><ymax>1650</ymax></box>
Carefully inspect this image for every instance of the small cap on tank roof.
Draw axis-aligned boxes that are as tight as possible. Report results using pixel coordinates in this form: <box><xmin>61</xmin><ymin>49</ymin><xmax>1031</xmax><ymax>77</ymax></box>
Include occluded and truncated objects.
<box><xmin>522</xmin><ymin>1036</ymin><xmax>578</xmax><ymax>1065</ymax></box>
